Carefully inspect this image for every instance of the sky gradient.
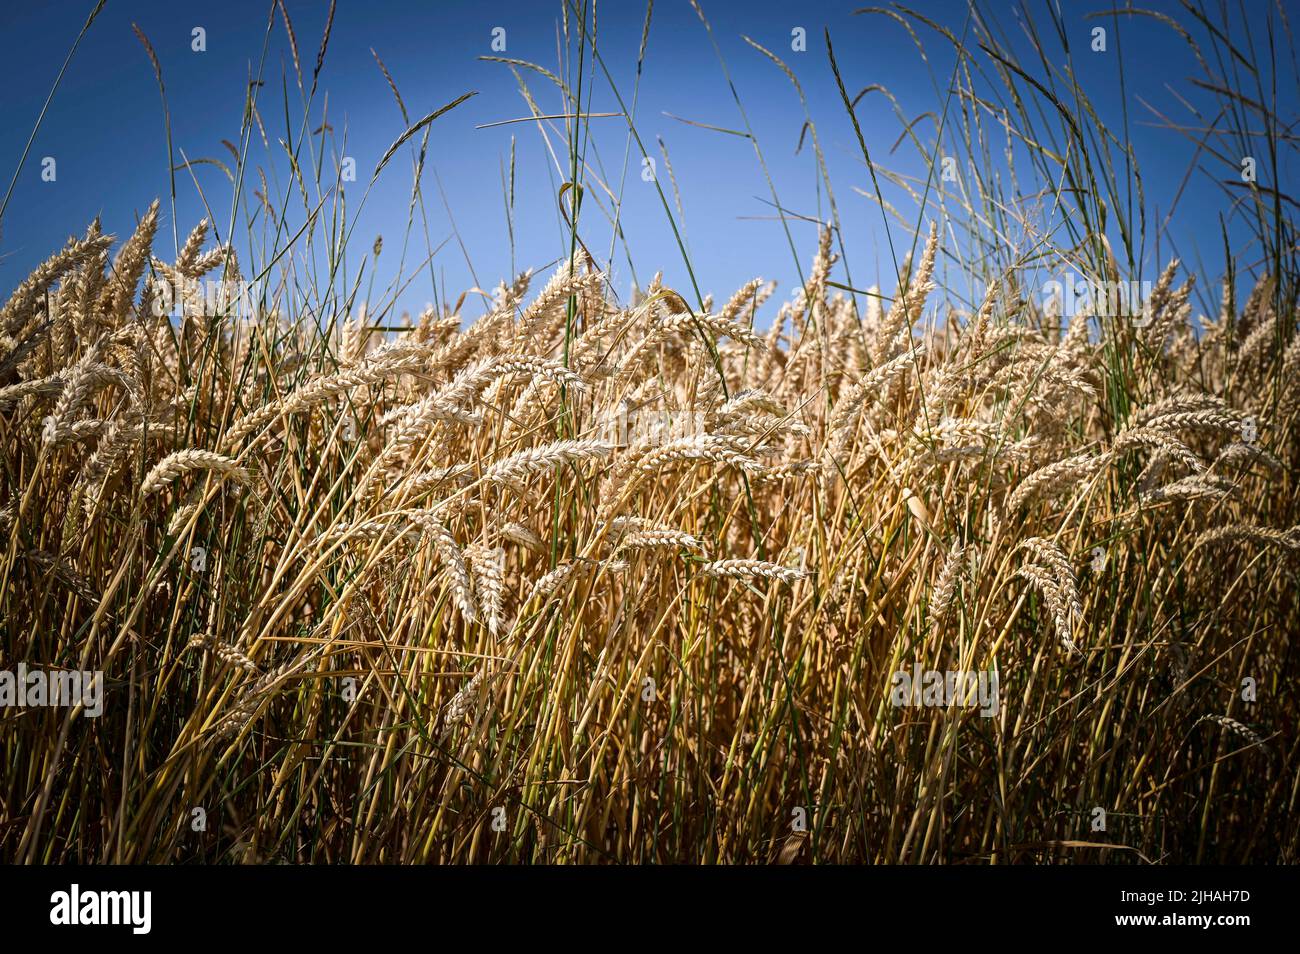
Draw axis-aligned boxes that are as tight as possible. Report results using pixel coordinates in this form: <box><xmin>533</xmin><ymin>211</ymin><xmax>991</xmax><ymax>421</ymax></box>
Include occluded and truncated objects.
<box><xmin>1</xmin><ymin>0</ymin><xmax>1293</xmax><ymax>325</ymax></box>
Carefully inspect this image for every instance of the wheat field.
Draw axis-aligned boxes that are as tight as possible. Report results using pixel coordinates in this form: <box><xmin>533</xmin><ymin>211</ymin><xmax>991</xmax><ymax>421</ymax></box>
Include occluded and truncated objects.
<box><xmin>1</xmin><ymin>0</ymin><xmax>1297</xmax><ymax>864</ymax></box>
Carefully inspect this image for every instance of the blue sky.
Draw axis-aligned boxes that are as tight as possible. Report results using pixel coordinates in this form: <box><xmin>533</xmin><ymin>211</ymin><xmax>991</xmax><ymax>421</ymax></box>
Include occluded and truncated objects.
<box><xmin>1</xmin><ymin>0</ymin><xmax>1293</xmax><ymax>326</ymax></box>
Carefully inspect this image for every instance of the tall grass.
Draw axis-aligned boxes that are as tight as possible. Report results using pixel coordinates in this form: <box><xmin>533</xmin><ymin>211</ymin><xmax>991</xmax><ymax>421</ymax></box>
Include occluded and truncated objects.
<box><xmin>0</xmin><ymin>0</ymin><xmax>1296</xmax><ymax>863</ymax></box>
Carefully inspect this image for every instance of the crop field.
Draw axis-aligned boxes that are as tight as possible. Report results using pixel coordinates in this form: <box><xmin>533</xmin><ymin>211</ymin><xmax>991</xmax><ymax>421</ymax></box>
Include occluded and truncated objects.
<box><xmin>1</xmin><ymin>0</ymin><xmax>1297</xmax><ymax>864</ymax></box>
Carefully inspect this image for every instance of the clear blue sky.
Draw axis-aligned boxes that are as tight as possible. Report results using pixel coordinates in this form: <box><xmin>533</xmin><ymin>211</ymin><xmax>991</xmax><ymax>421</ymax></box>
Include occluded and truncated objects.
<box><xmin>1</xmin><ymin>0</ymin><xmax>1292</xmax><ymax>325</ymax></box>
